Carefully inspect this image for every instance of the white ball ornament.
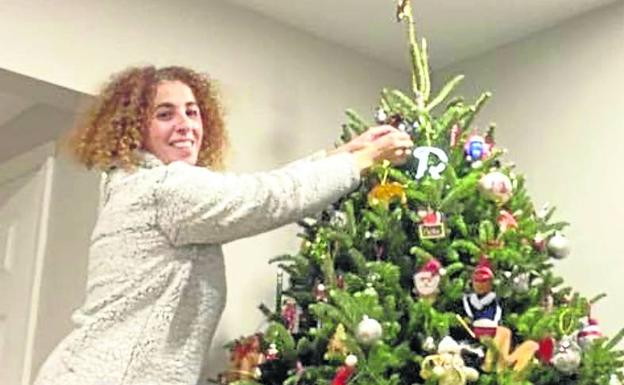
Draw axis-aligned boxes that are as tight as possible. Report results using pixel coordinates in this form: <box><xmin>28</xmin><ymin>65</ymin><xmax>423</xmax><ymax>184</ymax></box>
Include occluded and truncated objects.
<box><xmin>478</xmin><ymin>171</ymin><xmax>513</xmax><ymax>204</ymax></box>
<box><xmin>356</xmin><ymin>315</ymin><xmax>383</xmax><ymax>344</ymax></box>
<box><xmin>547</xmin><ymin>232</ymin><xmax>571</xmax><ymax>259</ymax></box>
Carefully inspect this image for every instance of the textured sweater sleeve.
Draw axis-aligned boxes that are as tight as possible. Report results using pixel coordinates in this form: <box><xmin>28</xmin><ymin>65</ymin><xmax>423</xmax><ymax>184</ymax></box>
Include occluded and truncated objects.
<box><xmin>155</xmin><ymin>152</ymin><xmax>360</xmax><ymax>245</ymax></box>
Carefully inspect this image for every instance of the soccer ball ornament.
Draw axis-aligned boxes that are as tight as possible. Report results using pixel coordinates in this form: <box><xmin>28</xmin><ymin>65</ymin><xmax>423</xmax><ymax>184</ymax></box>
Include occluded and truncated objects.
<box><xmin>478</xmin><ymin>171</ymin><xmax>513</xmax><ymax>204</ymax></box>
<box><xmin>356</xmin><ymin>315</ymin><xmax>383</xmax><ymax>344</ymax></box>
<box><xmin>547</xmin><ymin>232</ymin><xmax>571</xmax><ymax>259</ymax></box>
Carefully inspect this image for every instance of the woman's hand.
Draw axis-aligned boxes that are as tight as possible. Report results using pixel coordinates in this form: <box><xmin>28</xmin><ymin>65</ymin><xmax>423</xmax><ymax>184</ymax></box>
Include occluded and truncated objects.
<box><xmin>332</xmin><ymin>125</ymin><xmax>414</xmax><ymax>172</ymax></box>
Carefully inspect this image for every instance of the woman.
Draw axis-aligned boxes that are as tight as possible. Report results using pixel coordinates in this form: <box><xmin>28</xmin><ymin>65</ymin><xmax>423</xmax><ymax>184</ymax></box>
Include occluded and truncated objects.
<box><xmin>34</xmin><ymin>66</ymin><xmax>413</xmax><ymax>385</ymax></box>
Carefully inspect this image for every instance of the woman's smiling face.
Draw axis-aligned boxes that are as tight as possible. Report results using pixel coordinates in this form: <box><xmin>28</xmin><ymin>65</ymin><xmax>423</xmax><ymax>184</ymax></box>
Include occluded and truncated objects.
<box><xmin>143</xmin><ymin>80</ymin><xmax>203</xmax><ymax>165</ymax></box>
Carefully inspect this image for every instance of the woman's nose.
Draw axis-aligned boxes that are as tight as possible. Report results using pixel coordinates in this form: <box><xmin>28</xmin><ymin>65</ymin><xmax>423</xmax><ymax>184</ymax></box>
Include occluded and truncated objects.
<box><xmin>174</xmin><ymin>111</ymin><xmax>192</xmax><ymax>132</ymax></box>
<box><xmin>175</xmin><ymin>124</ymin><xmax>190</xmax><ymax>133</ymax></box>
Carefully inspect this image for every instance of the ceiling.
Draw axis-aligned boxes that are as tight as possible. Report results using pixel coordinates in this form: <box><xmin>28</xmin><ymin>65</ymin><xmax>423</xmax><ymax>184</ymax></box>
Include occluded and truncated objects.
<box><xmin>221</xmin><ymin>0</ymin><xmax>619</xmax><ymax>70</ymax></box>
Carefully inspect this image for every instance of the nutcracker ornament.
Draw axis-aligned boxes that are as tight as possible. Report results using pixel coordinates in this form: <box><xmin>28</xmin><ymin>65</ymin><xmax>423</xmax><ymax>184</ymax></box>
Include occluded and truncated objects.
<box><xmin>413</xmin><ymin>258</ymin><xmax>445</xmax><ymax>302</ymax></box>
<box><xmin>462</xmin><ymin>257</ymin><xmax>501</xmax><ymax>338</ymax></box>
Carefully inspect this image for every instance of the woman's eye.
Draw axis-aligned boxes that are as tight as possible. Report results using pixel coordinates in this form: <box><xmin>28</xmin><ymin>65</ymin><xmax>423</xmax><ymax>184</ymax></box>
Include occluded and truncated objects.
<box><xmin>187</xmin><ymin>108</ymin><xmax>199</xmax><ymax>117</ymax></box>
<box><xmin>156</xmin><ymin>110</ymin><xmax>172</xmax><ymax>120</ymax></box>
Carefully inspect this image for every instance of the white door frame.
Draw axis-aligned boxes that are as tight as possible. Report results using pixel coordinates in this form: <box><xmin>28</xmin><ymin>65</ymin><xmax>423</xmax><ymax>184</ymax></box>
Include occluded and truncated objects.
<box><xmin>0</xmin><ymin>142</ymin><xmax>55</xmax><ymax>385</ymax></box>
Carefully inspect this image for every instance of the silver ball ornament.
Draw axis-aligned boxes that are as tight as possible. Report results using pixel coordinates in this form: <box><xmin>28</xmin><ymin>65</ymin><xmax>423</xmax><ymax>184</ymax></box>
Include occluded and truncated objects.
<box><xmin>547</xmin><ymin>232</ymin><xmax>571</xmax><ymax>259</ymax></box>
<box><xmin>551</xmin><ymin>336</ymin><xmax>582</xmax><ymax>374</ymax></box>
<box><xmin>356</xmin><ymin>315</ymin><xmax>383</xmax><ymax>344</ymax></box>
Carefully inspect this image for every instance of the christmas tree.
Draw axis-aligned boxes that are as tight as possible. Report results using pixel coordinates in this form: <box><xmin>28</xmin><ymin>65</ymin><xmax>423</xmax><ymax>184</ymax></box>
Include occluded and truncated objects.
<box><xmin>221</xmin><ymin>1</ymin><xmax>624</xmax><ymax>385</ymax></box>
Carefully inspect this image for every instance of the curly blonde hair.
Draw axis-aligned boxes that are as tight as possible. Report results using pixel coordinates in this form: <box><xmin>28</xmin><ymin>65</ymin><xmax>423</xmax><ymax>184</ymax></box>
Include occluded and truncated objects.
<box><xmin>67</xmin><ymin>66</ymin><xmax>228</xmax><ymax>170</ymax></box>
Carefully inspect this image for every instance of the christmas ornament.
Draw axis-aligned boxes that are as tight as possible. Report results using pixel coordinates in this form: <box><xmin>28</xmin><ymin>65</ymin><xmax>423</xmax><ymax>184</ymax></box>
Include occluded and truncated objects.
<box><xmin>462</xmin><ymin>257</ymin><xmax>501</xmax><ymax>338</ymax></box>
<box><xmin>325</xmin><ymin>324</ymin><xmax>349</xmax><ymax>360</ymax></box>
<box><xmin>356</xmin><ymin>315</ymin><xmax>383</xmax><ymax>344</ymax></box>
<box><xmin>314</xmin><ymin>283</ymin><xmax>329</xmax><ymax>302</ymax></box>
<box><xmin>418</xmin><ymin>210</ymin><xmax>446</xmax><ymax>240</ymax></box>
<box><xmin>537</xmin><ymin>336</ymin><xmax>556</xmax><ymax>363</ymax></box>
<box><xmin>541</xmin><ymin>292</ymin><xmax>555</xmax><ymax>313</ymax></box>
<box><xmin>225</xmin><ymin>334</ymin><xmax>265</xmax><ymax>382</ymax></box>
<box><xmin>464</xmin><ymin>134</ymin><xmax>492</xmax><ymax>162</ymax></box>
<box><xmin>478</xmin><ymin>171</ymin><xmax>513</xmax><ymax>204</ymax></box>
<box><xmin>413</xmin><ymin>146</ymin><xmax>449</xmax><ymax>180</ymax></box>
<box><xmin>331</xmin><ymin>354</ymin><xmax>357</xmax><ymax>385</ymax></box>
<box><xmin>422</xmin><ymin>336</ymin><xmax>437</xmax><ymax>352</ymax></box>
<box><xmin>420</xmin><ymin>336</ymin><xmax>479</xmax><ymax>385</ymax></box>
<box><xmin>496</xmin><ymin>210</ymin><xmax>518</xmax><ymax>233</ymax></box>
<box><xmin>265</xmin><ymin>343</ymin><xmax>279</xmax><ymax>361</ymax></box>
<box><xmin>450</xmin><ymin>124</ymin><xmax>462</xmax><ymax>147</ymax></box>
<box><xmin>337</xmin><ymin>274</ymin><xmax>345</xmax><ymax>289</ymax></box>
<box><xmin>367</xmin><ymin>181</ymin><xmax>406</xmax><ymax>208</ymax></box>
<box><xmin>512</xmin><ymin>273</ymin><xmax>530</xmax><ymax>293</ymax></box>
<box><xmin>281</xmin><ymin>298</ymin><xmax>300</xmax><ymax>333</ymax></box>
<box><xmin>577</xmin><ymin>316</ymin><xmax>603</xmax><ymax>350</ymax></box>
<box><xmin>547</xmin><ymin>232</ymin><xmax>570</xmax><ymax>259</ymax></box>
<box><xmin>413</xmin><ymin>258</ymin><xmax>445</xmax><ymax>301</ymax></box>
<box><xmin>534</xmin><ymin>233</ymin><xmax>547</xmax><ymax>251</ymax></box>
<box><xmin>482</xmin><ymin>326</ymin><xmax>538</xmax><ymax>373</ymax></box>
<box><xmin>551</xmin><ymin>335</ymin><xmax>582</xmax><ymax>374</ymax></box>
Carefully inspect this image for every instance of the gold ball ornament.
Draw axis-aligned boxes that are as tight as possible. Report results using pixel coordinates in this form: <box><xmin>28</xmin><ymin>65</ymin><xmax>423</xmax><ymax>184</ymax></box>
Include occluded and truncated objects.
<box><xmin>367</xmin><ymin>182</ymin><xmax>407</xmax><ymax>208</ymax></box>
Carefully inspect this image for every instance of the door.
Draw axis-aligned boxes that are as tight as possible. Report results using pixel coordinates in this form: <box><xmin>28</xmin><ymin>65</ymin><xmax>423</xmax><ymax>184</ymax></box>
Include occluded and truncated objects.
<box><xmin>0</xmin><ymin>157</ymin><xmax>53</xmax><ymax>385</ymax></box>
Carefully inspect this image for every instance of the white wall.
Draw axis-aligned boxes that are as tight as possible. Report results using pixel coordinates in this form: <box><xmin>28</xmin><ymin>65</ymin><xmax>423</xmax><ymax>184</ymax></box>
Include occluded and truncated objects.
<box><xmin>0</xmin><ymin>0</ymin><xmax>409</xmax><ymax>379</ymax></box>
<box><xmin>435</xmin><ymin>2</ymin><xmax>624</xmax><ymax>339</ymax></box>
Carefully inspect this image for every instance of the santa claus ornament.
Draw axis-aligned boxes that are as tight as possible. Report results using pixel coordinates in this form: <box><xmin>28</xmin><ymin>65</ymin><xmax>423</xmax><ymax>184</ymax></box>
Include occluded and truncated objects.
<box><xmin>331</xmin><ymin>354</ymin><xmax>358</xmax><ymax>385</ymax></box>
<box><xmin>462</xmin><ymin>257</ymin><xmax>501</xmax><ymax>338</ymax></box>
<box><xmin>413</xmin><ymin>258</ymin><xmax>445</xmax><ymax>302</ymax></box>
<box><xmin>464</xmin><ymin>134</ymin><xmax>492</xmax><ymax>162</ymax></box>
<box><xmin>577</xmin><ymin>316</ymin><xmax>603</xmax><ymax>350</ymax></box>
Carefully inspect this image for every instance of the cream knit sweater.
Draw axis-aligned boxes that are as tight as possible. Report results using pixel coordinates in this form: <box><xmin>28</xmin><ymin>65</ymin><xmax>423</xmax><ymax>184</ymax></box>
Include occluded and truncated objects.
<box><xmin>34</xmin><ymin>152</ymin><xmax>360</xmax><ymax>385</ymax></box>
